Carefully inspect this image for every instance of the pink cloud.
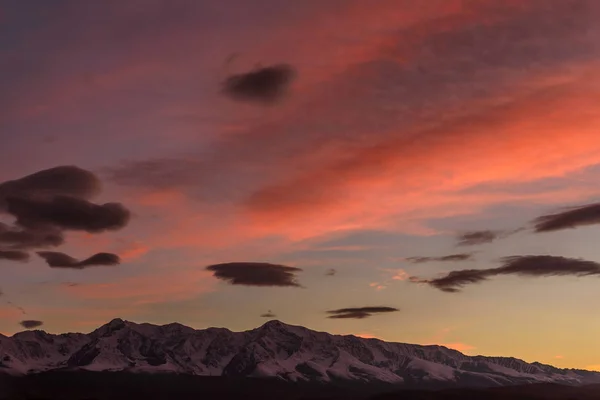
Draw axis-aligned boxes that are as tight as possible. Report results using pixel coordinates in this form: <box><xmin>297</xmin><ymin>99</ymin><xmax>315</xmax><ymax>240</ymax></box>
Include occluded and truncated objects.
<box><xmin>391</xmin><ymin>269</ymin><xmax>410</xmax><ymax>281</ymax></box>
<box><xmin>368</xmin><ymin>269</ymin><xmax>410</xmax><ymax>291</ymax></box>
<box><xmin>95</xmin><ymin>1</ymin><xmax>600</xmax><ymax>248</ymax></box>
<box><xmin>113</xmin><ymin>239</ymin><xmax>150</xmax><ymax>261</ymax></box>
<box><xmin>369</xmin><ymin>282</ymin><xmax>386</xmax><ymax>291</ymax></box>
<box><xmin>3</xmin><ymin>0</ymin><xmax>600</xmax><ymax>345</ymax></box>
<box><xmin>243</xmin><ymin>68</ymin><xmax>600</xmax><ymax>237</ymax></box>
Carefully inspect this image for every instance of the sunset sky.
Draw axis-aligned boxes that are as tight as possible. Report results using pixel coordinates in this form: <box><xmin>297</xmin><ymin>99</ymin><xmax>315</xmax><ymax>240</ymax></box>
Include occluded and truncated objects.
<box><xmin>1</xmin><ymin>0</ymin><xmax>600</xmax><ymax>372</ymax></box>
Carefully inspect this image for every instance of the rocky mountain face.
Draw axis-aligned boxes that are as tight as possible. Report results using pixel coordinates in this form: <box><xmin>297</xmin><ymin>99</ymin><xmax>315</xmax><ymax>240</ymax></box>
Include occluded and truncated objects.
<box><xmin>1</xmin><ymin>319</ymin><xmax>599</xmax><ymax>388</ymax></box>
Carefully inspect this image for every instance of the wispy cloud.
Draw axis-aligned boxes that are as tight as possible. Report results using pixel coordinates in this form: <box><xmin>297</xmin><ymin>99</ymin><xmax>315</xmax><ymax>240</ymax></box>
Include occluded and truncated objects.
<box><xmin>532</xmin><ymin>202</ymin><xmax>600</xmax><ymax>232</ymax></box>
<box><xmin>406</xmin><ymin>253</ymin><xmax>474</xmax><ymax>264</ymax></box>
<box><xmin>222</xmin><ymin>64</ymin><xmax>296</xmax><ymax>104</ymax></box>
<box><xmin>412</xmin><ymin>255</ymin><xmax>600</xmax><ymax>292</ymax></box>
<box><xmin>456</xmin><ymin>230</ymin><xmax>501</xmax><ymax>246</ymax></box>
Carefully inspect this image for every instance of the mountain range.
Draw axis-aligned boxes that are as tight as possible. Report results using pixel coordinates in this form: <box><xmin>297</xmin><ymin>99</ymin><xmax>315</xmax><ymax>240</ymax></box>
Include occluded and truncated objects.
<box><xmin>1</xmin><ymin>319</ymin><xmax>599</xmax><ymax>389</ymax></box>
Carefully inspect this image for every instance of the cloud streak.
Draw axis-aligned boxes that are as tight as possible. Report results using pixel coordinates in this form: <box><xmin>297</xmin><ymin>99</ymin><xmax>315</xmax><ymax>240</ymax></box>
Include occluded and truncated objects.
<box><xmin>37</xmin><ymin>251</ymin><xmax>121</xmax><ymax>269</ymax></box>
<box><xmin>456</xmin><ymin>231</ymin><xmax>501</xmax><ymax>246</ymax></box>
<box><xmin>532</xmin><ymin>203</ymin><xmax>600</xmax><ymax>233</ymax></box>
<box><xmin>206</xmin><ymin>262</ymin><xmax>303</xmax><ymax>287</ymax></box>
<box><xmin>406</xmin><ymin>253</ymin><xmax>473</xmax><ymax>264</ymax></box>
<box><xmin>413</xmin><ymin>255</ymin><xmax>600</xmax><ymax>292</ymax></box>
<box><xmin>327</xmin><ymin>306</ymin><xmax>399</xmax><ymax>319</ymax></box>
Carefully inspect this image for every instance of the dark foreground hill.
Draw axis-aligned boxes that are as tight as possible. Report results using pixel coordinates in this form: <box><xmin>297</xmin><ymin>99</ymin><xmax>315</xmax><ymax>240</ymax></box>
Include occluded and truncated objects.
<box><xmin>1</xmin><ymin>371</ymin><xmax>600</xmax><ymax>400</ymax></box>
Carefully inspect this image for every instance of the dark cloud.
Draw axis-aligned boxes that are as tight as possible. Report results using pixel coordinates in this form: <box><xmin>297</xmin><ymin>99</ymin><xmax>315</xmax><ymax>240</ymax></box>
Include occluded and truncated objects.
<box><xmin>413</xmin><ymin>255</ymin><xmax>600</xmax><ymax>292</ymax></box>
<box><xmin>0</xmin><ymin>222</ymin><xmax>64</xmax><ymax>250</ymax></box>
<box><xmin>260</xmin><ymin>310</ymin><xmax>277</xmax><ymax>318</ymax></box>
<box><xmin>325</xmin><ymin>268</ymin><xmax>337</xmax><ymax>276</ymax></box>
<box><xmin>7</xmin><ymin>196</ymin><xmax>130</xmax><ymax>232</ymax></box>
<box><xmin>37</xmin><ymin>251</ymin><xmax>120</xmax><ymax>269</ymax></box>
<box><xmin>0</xmin><ymin>250</ymin><xmax>29</xmax><ymax>262</ymax></box>
<box><xmin>0</xmin><ymin>166</ymin><xmax>100</xmax><ymax>210</ymax></box>
<box><xmin>412</xmin><ymin>269</ymin><xmax>491</xmax><ymax>293</ymax></box>
<box><xmin>406</xmin><ymin>253</ymin><xmax>473</xmax><ymax>264</ymax></box>
<box><xmin>456</xmin><ymin>230</ymin><xmax>501</xmax><ymax>246</ymax></box>
<box><xmin>206</xmin><ymin>262</ymin><xmax>302</xmax><ymax>287</ymax></box>
<box><xmin>457</xmin><ymin>228</ymin><xmax>525</xmax><ymax>246</ymax></box>
<box><xmin>496</xmin><ymin>255</ymin><xmax>600</xmax><ymax>277</ymax></box>
<box><xmin>20</xmin><ymin>320</ymin><xmax>43</xmax><ymax>329</ymax></box>
<box><xmin>327</xmin><ymin>306</ymin><xmax>399</xmax><ymax>319</ymax></box>
<box><xmin>222</xmin><ymin>64</ymin><xmax>296</xmax><ymax>103</ymax></box>
<box><xmin>532</xmin><ymin>203</ymin><xmax>600</xmax><ymax>232</ymax></box>
<box><xmin>0</xmin><ymin>167</ymin><xmax>131</xmax><ymax>258</ymax></box>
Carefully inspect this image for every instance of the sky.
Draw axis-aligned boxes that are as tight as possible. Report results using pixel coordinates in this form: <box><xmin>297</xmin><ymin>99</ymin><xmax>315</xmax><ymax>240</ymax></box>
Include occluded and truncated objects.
<box><xmin>1</xmin><ymin>0</ymin><xmax>600</xmax><ymax>371</ymax></box>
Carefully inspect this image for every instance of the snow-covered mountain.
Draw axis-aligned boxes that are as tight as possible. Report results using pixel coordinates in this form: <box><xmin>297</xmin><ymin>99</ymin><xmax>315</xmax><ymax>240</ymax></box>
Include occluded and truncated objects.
<box><xmin>1</xmin><ymin>319</ymin><xmax>599</xmax><ymax>388</ymax></box>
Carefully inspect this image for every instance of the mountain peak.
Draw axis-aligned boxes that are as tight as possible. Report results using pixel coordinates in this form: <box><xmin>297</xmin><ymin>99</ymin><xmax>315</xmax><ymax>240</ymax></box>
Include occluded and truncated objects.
<box><xmin>92</xmin><ymin>318</ymin><xmax>132</xmax><ymax>337</ymax></box>
<box><xmin>4</xmin><ymin>319</ymin><xmax>600</xmax><ymax>387</ymax></box>
<box><xmin>258</xmin><ymin>319</ymin><xmax>303</xmax><ymax>334</ymax></box>
<box><xmin>260</xmin><ymin>319</ymin><xmax>286</xmax><ymax>327</ymax></box>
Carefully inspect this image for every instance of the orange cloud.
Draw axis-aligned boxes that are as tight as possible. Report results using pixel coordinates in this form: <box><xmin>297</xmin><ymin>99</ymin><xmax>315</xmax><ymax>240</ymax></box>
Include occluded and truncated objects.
<box><xmin>355</xmin><ymin>332</ymin><xmax>378</xmax><ymax>339</ymax></box>
<box><xmin>369</xmin><ymin>282</ymin><xmax>387</xmax><ymax>291</ymax></box>
<box><xmin>113</xmin><ymin>239</ymin><xmax>149</xmax><ymax>261</ymax></box>
<box><xmin>368</xmin><ymin>269</ymin><xmax>411</xmax><ymax>291</ymax></box>
<box><xmin>425</xmin><ymin>327</ymin><xmax>476</xmax><ymax>353</ymax></box>
<box><xmin>440</xmin><ymin>342</ymin><xmax>476</xmax><ymax>353</ymax></box>
<box><xmin>391</xmin><ymin>269</ymin><xmax>410</xmax><ymax>281</ymax></box>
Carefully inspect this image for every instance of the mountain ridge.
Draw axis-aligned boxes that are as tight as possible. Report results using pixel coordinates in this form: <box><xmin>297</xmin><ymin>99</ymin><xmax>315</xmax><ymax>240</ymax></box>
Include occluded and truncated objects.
<box><xmin>1</xmin><ymin>318</ymin><xmax>599</xmax><ymax>388</ymax></box>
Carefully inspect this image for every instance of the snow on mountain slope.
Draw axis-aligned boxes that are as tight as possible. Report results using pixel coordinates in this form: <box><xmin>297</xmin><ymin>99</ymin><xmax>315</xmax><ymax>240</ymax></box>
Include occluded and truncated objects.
<box><xmin>1</xmin><ymin>319</ymin><xmax>599</xmax><ymax>388</ymax></box>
